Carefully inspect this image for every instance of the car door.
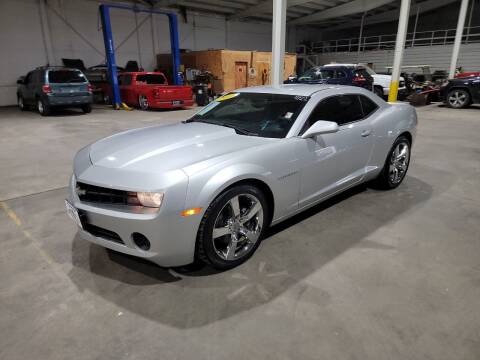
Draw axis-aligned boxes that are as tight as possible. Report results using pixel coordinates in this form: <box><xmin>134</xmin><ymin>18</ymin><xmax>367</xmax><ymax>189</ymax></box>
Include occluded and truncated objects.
<box><xmin>22</xmin><ymin>71</ymin><xmax>35</xmax><ymax>104</ymax></box>
<box><xmin>295</xmin><ymin>94</ymin><xmax>375</xmax><ymax>207</ymax></box>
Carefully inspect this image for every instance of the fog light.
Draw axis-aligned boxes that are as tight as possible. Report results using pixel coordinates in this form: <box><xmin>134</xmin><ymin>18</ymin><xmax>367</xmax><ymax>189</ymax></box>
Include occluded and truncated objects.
<box><xmin>132</xmin><ymin>232</ymin><xmax>150</xmax><ymax>251</ymax></box>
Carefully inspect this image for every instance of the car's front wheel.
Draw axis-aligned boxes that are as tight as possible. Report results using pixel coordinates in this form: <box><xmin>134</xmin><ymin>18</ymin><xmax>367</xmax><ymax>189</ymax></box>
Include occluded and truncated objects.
<box><xmin>446</xmin><ymin>89</ymin><xmax>470</xmax><ymax>109</ymax></box>
<box><xmin>375</xmin><ymin>135</ymin><xmax>411</xmax><ymax>189</ymax></box>
<box><xmin>18</xmin><ymin>95</ymin><xmax>26</xmax><ymax>111</ymax></box>
<box><xmin>81</xmin><ymin>104</ymin><xmax>92</xmax><ymax>113</ymax></box>
<box><xmin>196</xmin><ymin>185</ymin><xmax>269</xmax><ymax>270</ymax></box>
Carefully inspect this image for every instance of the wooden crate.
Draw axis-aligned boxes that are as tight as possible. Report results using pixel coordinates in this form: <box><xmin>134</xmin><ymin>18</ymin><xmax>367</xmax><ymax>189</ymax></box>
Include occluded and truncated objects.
<box><xmin>157</xmin><ymin>49</ymin><xmax>297</xmax><ymax>93</ymax></box>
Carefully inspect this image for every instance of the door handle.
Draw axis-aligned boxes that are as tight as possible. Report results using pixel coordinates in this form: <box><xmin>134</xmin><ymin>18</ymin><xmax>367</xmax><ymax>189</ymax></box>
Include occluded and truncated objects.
<box><xmin>361</xmin><ymin>130</ymin><xmax>372</xmax><ymax>137</ymax></box>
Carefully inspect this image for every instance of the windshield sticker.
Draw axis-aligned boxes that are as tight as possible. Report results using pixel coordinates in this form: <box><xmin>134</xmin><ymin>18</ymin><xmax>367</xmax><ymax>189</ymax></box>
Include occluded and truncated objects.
<box><xmin>196</xmin><ymin>101</ymin><xmax>221</xmax><ymax>115</ymax></box>
<box><xmin>216</xmin><ymin>92</ymin><xmax>240</xmax><ymax>102</ymax></box>
<box><xmin>284</xmin><ymin>112</ymin><xmax>294</xmax><ymax>119</ymax></box>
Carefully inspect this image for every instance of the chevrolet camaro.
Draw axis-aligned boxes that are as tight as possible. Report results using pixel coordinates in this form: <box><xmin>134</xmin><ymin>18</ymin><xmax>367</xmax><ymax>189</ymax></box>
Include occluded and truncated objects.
<box><xmin>66</xmin><ymin>84</ymin><xmax>417</xmax><ymax>270</ymax></box>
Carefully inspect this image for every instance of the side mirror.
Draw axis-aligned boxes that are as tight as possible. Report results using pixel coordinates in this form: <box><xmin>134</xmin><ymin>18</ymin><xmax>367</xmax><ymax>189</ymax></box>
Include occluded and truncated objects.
<box><xmin>301</xmin><ymin>120</ymin><xmax>339</xmax><ymax>139</ymax></box>
<box><xmin>17</xmin><ymin>77</ymin><xmax>25</xmax><ymax>85</ymax></box>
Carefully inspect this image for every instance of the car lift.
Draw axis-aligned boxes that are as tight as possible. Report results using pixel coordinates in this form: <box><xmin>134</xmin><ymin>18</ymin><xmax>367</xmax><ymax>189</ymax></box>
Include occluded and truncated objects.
<box><xmin>99</xmin><ymin>3</ymin><xmax>182</xmax><ymax>110</ymax></box>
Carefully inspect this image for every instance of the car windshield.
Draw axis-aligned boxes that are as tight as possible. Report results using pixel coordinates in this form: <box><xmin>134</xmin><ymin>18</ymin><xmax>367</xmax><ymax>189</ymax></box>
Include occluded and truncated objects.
<box><xmin>188</xmin><ymin>92</ymin><xmax>309</xmax><ymax>138</ymax></box>
<box><xmin>136</xmin><ymin>74</ymin><xmax>166</xmax><ymax>85</ymax></box>
<box><xmin>298</xmin><ymin>68</ymin><xmax>334</xmax><ymax>81</ymax></box>
<box><xmin>48</xmin><ymin>70</ymin><xmax>86</xmax><ymax>83</ymax></box>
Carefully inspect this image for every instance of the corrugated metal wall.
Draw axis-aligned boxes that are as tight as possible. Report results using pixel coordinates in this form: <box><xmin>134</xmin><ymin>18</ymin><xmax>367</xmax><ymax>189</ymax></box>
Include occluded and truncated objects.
<box><xmin>312</xmin><ymin>43</ymin><xmax>480</xmax><ymax>72</ymax></box>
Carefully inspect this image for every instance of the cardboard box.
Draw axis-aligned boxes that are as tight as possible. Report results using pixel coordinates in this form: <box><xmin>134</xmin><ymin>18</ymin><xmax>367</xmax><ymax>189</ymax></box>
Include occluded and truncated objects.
<box><xmin>157</xmin><ymin>49</ymin><xmax>297</xmax><ymax>93</ymax></box>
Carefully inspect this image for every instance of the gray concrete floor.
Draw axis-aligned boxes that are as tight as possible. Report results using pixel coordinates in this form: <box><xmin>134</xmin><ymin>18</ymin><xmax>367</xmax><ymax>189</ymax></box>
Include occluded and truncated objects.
<box><xmin>1</xmin><ymin>103</ymin><xmax>479</xmax><ymax>360</ymax></box>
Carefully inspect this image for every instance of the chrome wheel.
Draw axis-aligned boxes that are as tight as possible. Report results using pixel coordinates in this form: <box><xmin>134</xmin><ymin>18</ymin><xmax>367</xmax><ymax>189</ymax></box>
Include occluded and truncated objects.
<box><xmin>212</xmin><ymin>193</ymin><xmax>264</xmax><ymax>261</ymax></box>
<box><xmin>139</xmin><ymin>95</ymin><xmax>149</xmax><ymax>110</ymax></box>
<box><xmin>389</xmin><ymin>141</ymin><xmax>410</xmax><ymax>185</ymax></box>
<box><xmin>448</xmin><ymin>90</ymin><xmax>468</xmax><ymax>108</ymax></box>
<box><xmin>37</xmin><ymin>100</ymin><xmax>44</xmax><ymax>114</ymax></box>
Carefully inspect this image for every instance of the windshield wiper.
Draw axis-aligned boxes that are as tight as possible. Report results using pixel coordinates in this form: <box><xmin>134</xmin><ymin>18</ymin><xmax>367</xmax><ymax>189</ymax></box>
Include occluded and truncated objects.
<box><xmin>184</xmin><ymin>119</ymin><xmax>258</xmax><ymax>136</ymax></box>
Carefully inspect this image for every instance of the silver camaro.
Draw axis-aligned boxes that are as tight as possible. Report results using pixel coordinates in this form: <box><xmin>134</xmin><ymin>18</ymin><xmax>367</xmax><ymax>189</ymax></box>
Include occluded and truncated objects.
<box><xmin>66</xmin><ymin>84</ymin><xmax>417</xmax><ymax>270</ymax></box>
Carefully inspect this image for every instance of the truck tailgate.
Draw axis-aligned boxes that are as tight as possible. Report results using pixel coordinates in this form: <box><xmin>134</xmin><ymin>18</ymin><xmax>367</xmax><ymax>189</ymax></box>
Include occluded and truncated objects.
<box><xmin>153</xmin><ymin>86</ymin><xmax>192</xmax><ymax>101</ymax></box>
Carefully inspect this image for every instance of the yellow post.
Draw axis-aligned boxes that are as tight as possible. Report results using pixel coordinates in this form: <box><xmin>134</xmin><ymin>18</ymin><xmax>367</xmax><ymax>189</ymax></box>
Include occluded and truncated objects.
<box><xmin>388</xmin><ymin>80</ymin><xmax>400</xmax><ymax>102</ymax></box>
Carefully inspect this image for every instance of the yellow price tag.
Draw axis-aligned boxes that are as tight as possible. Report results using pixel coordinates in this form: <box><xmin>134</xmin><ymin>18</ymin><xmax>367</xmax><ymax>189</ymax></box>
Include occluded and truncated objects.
<box><xmin>216</xmin><ymin>92</ymin><xmax>239</xmax><ymax>102</ymax></box>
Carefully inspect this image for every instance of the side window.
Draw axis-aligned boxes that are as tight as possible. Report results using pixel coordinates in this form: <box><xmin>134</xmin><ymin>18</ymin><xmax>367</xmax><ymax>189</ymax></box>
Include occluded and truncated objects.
<box><xmin>359</xmin><ymin>95</ymin><xmax>379</xmax><ymax>117</ymax></box>
<box><xmin>24</xmin><ymin>72</ymin><xmax>33</xmax><ymax>84</ymax></box>
<box><xmin>302</xmin><ymin>95</ymin><xmax>364</xmax><ymax>132</ymax></box>
<box><xmin>335</xmin><ymin>70</ymin><xmax>347</xmax><ymax>78</ymax></box>
<box><xmin>123</xmin><ymin>74</ymin><xmax>132</xmax><ymax>85</ymax></box>
<box><xmin>34</xmin><ymin>71</ymin><xmax>43</xmax><ymax>84</ymax></box>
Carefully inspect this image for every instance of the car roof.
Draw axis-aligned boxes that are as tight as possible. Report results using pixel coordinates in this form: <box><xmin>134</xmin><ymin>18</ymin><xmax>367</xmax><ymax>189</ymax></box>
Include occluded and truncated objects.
<box><xmin>235</xmin><ymin>84</ymin><xmax>360</xmax><ymax>96</ymax></box>
<box><xmin>323</xmin><ymin>63</ymin><xmax>358</xmax><ymax>67</ymax></box>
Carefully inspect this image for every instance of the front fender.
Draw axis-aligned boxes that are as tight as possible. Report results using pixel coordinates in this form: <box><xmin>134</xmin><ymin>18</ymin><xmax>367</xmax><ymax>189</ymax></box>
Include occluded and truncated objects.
<box><xmin>185</xmin><ymin>162</ymin><xmax>275</xmax><ymax>216</ymax></box>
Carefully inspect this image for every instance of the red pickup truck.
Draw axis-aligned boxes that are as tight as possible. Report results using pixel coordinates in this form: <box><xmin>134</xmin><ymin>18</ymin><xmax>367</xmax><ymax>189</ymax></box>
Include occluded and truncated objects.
<box><xmin>116</xmin><ymin>72</ymin><xmax>194</xmax><ymax>110</ymax></box>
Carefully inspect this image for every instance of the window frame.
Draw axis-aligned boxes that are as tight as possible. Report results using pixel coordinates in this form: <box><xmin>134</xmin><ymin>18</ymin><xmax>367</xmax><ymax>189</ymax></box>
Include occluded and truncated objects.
<box><xmin>298</xmin><ymin>93</ymin><xmax>380</xmax><ymax>136</ymax></box>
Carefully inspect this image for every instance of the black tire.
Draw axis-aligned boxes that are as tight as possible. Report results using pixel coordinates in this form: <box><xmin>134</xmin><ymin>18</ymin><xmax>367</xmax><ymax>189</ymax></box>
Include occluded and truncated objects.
<box><xmin>18</xmin><ymin>95</ymin><xmax>26</xmax><ymax>111</ymax></box>
<box><xmin>446</xmin><ymin>89</ymin><xmax>470</xmax><ymax>109</ymax></box>
<box><xmin>138</xmin><ymin>94</ymin><xmax>149</xmax><ymax>110</ymax></box>
<box><xmin>81</xmin><ymin>104</ymin><xmax>92</xmax><ymax>114</ymax></box>
<box><xmin>374</xmin><ymin>86</ymin><xmax>384</xmax><ymax>98</ymax></box>
<box><xmin>196</xmin><ymin>185</ymin><xmax>269</xmax><ymax>270</ymax></box>
<box><xmin>375</xmin><ymin>135</ymin><xmax>411</xmax><ymax>190</ymax></box>
<box><xmin>37</xmin><ymin>98</ymin><xmax>50</xmax><ymax>116</ymax></box>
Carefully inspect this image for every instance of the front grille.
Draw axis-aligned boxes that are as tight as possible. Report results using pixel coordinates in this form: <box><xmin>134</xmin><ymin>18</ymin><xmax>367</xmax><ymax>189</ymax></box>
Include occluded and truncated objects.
<box><xmin>76</xmin><ymin>182</ymin><xmax>138</xmax><ymax>206</ymax></box>
<box><xmin>83</xmin><ymin>223</ymin><xmax>124</xmax><ymax>244</ymax></box>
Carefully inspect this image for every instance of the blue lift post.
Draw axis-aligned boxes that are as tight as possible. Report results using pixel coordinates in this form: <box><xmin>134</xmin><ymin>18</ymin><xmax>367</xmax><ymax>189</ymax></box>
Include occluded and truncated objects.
<box><xmin>99</xmin><ymin>3</ymin><xmax>183</xmax><ymax>109</ymax></box>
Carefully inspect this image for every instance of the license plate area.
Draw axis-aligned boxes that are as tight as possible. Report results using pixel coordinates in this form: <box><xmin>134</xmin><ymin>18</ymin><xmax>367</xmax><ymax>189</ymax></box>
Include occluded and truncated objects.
<box><xmin>172</xmin><ymin>100</ymin><xmax>183</xmax><ymax>105</ymax></box>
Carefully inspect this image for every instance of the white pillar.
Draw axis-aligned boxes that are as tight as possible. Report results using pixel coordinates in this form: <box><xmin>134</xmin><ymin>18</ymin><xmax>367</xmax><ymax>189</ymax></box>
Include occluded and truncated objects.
<box><xmin>449</xmin><ymin>0</ymin><xmax>469</xmax><ymax>78</ymax></box>
<box><xmin>387</xmin><ymin>0</ymin><xmax>411</xmax><ymax>102</ymax></box>
<box><xmin>271</xmin><ymin>0</ymin><xmax>286</xmax><ymax>87</ymax></box>
<box><xmin>38</xmin><ymin>0</ymin><xmax>55</xmax><ymax>66</ymax></box>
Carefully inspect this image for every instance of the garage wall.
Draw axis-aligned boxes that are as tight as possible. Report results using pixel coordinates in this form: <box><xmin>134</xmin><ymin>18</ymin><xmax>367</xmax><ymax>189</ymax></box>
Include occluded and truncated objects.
<box><xmin>311</xmin><ymin>43</ymin><xmax>480</xmax><ymax>72</ymax></box>
<box><xmin>0</xmin><ymin>0</ymin><xmax>273</xmax><ymax>106</ymax></box>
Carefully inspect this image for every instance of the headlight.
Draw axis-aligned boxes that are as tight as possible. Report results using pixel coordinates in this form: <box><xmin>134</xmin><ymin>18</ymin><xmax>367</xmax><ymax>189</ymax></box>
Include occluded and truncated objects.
<box><xmin>136</xmin><ymin>192</ymin><xmax>164</xmax><ymax>208</ymax></box>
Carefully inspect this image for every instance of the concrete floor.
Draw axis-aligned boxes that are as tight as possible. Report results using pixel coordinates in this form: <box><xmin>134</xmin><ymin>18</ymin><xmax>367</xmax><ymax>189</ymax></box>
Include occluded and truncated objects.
<box><xmin>1</xmin><ymin>103</ymin><xmax>479</xmax><ymax>360</ymax></box>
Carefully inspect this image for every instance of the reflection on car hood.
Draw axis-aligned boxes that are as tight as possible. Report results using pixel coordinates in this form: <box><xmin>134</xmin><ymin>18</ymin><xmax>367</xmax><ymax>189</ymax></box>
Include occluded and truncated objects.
<box><xmin>89</xmin><ymin>122</ymin><xmax>273</xmax><ymax>173</ymax></box>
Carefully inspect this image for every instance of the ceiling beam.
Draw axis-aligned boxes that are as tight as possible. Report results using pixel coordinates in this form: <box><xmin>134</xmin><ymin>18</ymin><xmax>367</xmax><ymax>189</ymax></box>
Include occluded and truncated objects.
<box><xmin>321</xmin><ymin>0</ymin><xmax>458</xmax><ymax>31</ymax></box>
<box><xmin>289</xmin><ymin>0</ymin><xmax>397</xmax><ymax>24</ymax></box>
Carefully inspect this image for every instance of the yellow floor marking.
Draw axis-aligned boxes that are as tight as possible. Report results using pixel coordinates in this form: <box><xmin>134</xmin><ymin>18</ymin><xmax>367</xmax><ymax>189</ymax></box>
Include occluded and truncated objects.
<box><xmin>0</xmin><ymin>201</ymin><xmax>56</xmax><ymax>266</ymax></box>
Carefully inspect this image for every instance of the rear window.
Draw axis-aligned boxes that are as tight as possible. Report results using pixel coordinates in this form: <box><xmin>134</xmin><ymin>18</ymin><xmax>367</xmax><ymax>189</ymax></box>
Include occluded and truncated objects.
<box><xmin>48</xmin><ymin>70</ymin><xmax>86</xmax><ymax>83</ymax></box>
<box><xmin>136</xmin><ymin>74</ymin><xmax>166</xmax><ymax>85</ymax></box>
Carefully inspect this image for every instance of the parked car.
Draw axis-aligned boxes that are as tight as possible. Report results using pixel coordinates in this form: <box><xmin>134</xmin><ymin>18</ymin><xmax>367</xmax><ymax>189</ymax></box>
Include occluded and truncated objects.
<box><xmin>441</xmin><ymin>74</ymin><xmax>480</xmax><ymax>108</ymax></box>
<box><xmin>66</xmin><ymin>84</ymin><xmax>417</xmax><ymax>270</ymax></box>
<box><xmin>17</xmin><ymin>67</ymin><xmax>93</xmax><ymax>116</ymax></box>
<box><xmin>286</xmin><ymin>65</ymin><xmax>374</xmax><ymax>92</ymax></box>
<box><xmin>113</xmin><ymin>72</ymin><xmax>194</xmax><ymax>110</ymax></box>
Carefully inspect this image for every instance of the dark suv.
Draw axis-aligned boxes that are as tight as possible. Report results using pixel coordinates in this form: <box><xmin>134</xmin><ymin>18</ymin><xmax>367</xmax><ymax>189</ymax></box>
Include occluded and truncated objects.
<box><xmin>286</xmin><ymin>65</ymin><xmax>374</xmax><ymax>91</ymax></box>
<box><xmin>17</xmin><ymin>67</ymin><xmax>93</xmax><ymax>116</ymax></box>
<box><xmin>440</xmin><ymin>74</ymin><xmax>480</xmax><ymax>109</ymax></box>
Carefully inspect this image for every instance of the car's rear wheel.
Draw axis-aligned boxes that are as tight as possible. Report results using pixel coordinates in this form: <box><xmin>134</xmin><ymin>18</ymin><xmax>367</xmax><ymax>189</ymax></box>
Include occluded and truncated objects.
<box><xmin>37</xmin><ymin>98</ymin><xmax>50</xmax><ymax>116</ymax></box>
<box><xmin>374</xmin><ymin>86</ymin><xmax>384</xmax><ymax>98</ymax></box>
<box><xmin>138</xmin><ymin>95</ymin><xmax>149</xmax><ymax>110</ymax></box>
<box><xmin>81</xmin><ymin>104</ymin><xmax>92</xmax><ymax>114</ymax></box>
<box><xmin>375</xmin><ymin>136</ymin><xmax>411</xmax><ymax>189</ymax></box>
<box><xmin>446</xmin><ymin>89</ymin><xmax>470</xmax><ymax>109</ymax></box>
<box><xmin>196</xmin><ymin>185</ymin><xmax>269</xmax><ymax>270</ymax></box>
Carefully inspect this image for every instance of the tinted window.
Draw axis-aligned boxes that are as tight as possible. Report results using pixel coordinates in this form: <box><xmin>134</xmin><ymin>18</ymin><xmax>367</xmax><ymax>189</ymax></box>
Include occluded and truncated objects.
<box><xmin>48</xmin><ymin>70</ymin><xmax>86</xmax><ymax>83</ymax></box>
<box><xmin>33</xmin><ymin>70</ymin><xmax>43</xmax><ymax>84</ymax></box>
<box><xmin>335</xmin><ymin>70</ymin><xmax>347</xmax><ymax>78</ymax></box>
<box><xmin>359</xmin><ymin>95</ymin><xmax>378</xmax><ymax>117</ymax></box>
<box><xmin>189</xmin><ymin>92</ymin><xmax>309</xmax><ymax>138</ymax></box>
<box><xmin>24</xmin><ymin>72</ymin><xmax>33</xmax><ymax>84</ymax></box>
<box><xmin>298</xmin><ymin>68</ymin><xmax>334</xmax><ymax>81</ymax></box>
<box><xmin>118</xmin><ymin>74</ymin><xmax>132</xmax><ymax>86</ymax></box>
<box><xmin>136</xmin><ymin>74</ymin><xmax>166</xmax><ymax>85</ymax></box>
<box><xmin>303</xmin><ymin>95</ymin><xmax>364</xmax><ymax>131</ymax></box>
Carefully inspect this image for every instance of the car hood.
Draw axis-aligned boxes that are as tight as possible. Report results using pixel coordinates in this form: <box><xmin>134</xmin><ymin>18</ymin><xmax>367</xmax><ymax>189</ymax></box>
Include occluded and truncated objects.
<box><xmin>88</xmin><ymin>122</ymin><xmax>273</xmax><ymax>174</ymax></box>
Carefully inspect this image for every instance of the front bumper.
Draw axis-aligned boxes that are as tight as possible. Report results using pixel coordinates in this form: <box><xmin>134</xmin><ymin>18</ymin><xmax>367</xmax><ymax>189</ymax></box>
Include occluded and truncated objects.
<box><xmin>67</xmin><ymin>174</ymin><xmax>201</xmax><ymax>267</ymax></box>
